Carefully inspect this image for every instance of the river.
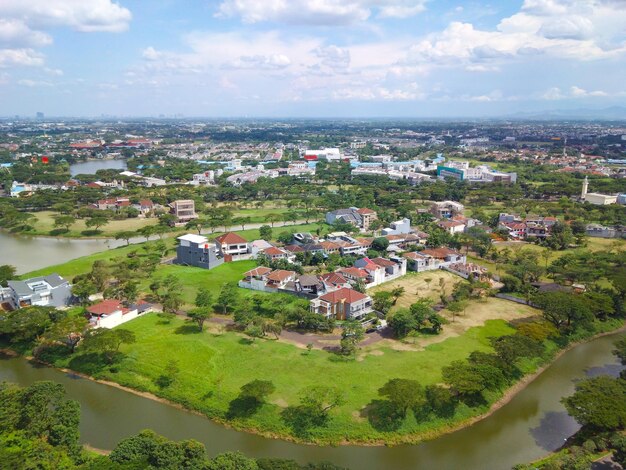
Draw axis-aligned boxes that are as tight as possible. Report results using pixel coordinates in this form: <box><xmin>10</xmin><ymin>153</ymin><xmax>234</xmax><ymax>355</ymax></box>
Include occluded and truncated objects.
<box><xmin>70</xmin><ymin>159</ymin><xmax>127</xmax><ymax>176</ymax></box>
<box><xmin>0</xmin><ymin>231</ymin><xmax>127</xmax><ymax>274</ymax></box>
<box><xmin>1</xmin><ymin>332</ymin><xmax>623</xmax><ymax>470</ymax></box>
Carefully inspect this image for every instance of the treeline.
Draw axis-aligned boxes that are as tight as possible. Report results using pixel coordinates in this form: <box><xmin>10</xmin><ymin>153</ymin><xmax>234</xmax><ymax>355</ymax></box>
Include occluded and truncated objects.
<box><xmin>0</xmin><ymin>381</ymin><xmax>348</xmax><ymax>470</ymax></box>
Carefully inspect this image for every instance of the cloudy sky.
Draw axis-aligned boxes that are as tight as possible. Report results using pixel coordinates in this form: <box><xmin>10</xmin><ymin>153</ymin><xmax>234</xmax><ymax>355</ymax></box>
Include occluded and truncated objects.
<box><xmin>0</xmin><ymin>0</ymin><xmax>625</xmax><ymax>117</ymax></box>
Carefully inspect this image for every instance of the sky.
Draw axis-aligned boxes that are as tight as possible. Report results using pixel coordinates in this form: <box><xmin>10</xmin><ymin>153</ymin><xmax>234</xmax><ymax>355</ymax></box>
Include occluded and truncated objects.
<box><xmin>0</xmin><ymin>0</ymin><xmax>625</xmax><ymax>118</ymax></box>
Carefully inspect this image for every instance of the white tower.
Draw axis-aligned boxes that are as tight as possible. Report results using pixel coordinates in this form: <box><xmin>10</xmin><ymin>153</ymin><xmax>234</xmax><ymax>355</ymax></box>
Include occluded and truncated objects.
<box><xmin>581</xmin><ymin>175</ymin><xmax>588</xmax><ymax>200</ymax></box>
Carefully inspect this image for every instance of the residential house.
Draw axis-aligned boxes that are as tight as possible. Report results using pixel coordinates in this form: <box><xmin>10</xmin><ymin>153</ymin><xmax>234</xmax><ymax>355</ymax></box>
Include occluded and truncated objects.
<box><xmin>4</xmin><ymin>273</ymin><xmax>71</xmax><ymax>309</ymax></box>
<box><xmin>294</xmin><ymin>275</ymin><xmax>324</xmax><ymax>295</ymax></box>
<box><xmin>382</xmin><ymin>218</ymin><xmax>411</xmax><ymax>236</ymax></box>
<box><xmin>319</xmin><ymin>272</ymin><xmax>351</xmax><ymax>291</ymax></box>
<box><xmin>438</xmin><ymin>220</ymin><xmax>466</xmax><ymax>235</ymax></box>
<box><xmin>250</xmin><ymin>239</ymin><xmax>274</xmax><ymax>256</ymax></box>
<box><xmin>170</xmin><ymin>200</ymin><xmax>198</xmax><ymax>224</ymax></box>
<box><xmin>337</xmin><ymin>267</ymin><xmax>370</xmax><ymax>284</ymax></box>
<box><xmin>265</xmin><ymin>270</ymin><xmax>297</xmax><ymax>289</ymax></box>
<box><xmin>445</xmin><ymin>262</ymin><xmax>489</xmax><ymax>280</ymax></box>
<box><xmin>215</xmin><ymin>232</ymin><xmax>250</xmax><ymax>258</ymax></box>
<box><xmin>430</xmin><ymin>201</ymin><xmax>464</xmax><ymax>218</ymax></box>
<box><xmin>87</xmin><ymin>299</ymin><xmax>154</xmax><ymax>329</ymax></box>
<box><xmin>135</xmin><ymin>199</ymin><xmax>154</xmax><ymax>216</ymax></box>
<box><xmin>310</xmin><ymin>287</ymin><xmax>373</xmax><ymax>320</ymax></box>
<box><xmin>354</xmin><ymin>258</ymin><xmax>387</xmax><ymax>286</ymax></box>
<box><xmin>325</xmin><ymin>207</ymin><xmax>377</xmax><ymax>232</ymax></box>
<box><xmin>262</xmin><ymin>246</ymin><xmax>296</xmax><ymax>263</ymax></box>
<box><xmin>175</xmin><ymin>234</ymin><xmax>223</xmax><ymax>270</ymax></box>
<box><xmin>403</xmin><ymin>252</ymin><xmax>439</xmax><ymax>272</ymax></box>
<box><xmin>371</xmin><ymin>256</ymin><xmax>407</xmax><ymax>278</ymax></box>
<box><xmin>585</xmin><ymin>224</ymin><xmax>626</xmax><ymax>239</ymax></box>
<box><xmin>239</xmin><ymin>266</ymin><xmax>274</xmax><ymax>291</ymax></box>
<box><xmin>421</xmin><ymin>247</ymin><xmax>466</xmax><ymax>265</ymax></box>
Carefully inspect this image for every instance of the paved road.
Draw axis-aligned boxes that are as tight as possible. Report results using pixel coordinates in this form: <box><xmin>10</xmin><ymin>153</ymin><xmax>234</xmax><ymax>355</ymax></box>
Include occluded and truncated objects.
<box><xmin>199</xmin><ymin>219</ymin><xmax>311</xmax><ymax>236</ymax></box>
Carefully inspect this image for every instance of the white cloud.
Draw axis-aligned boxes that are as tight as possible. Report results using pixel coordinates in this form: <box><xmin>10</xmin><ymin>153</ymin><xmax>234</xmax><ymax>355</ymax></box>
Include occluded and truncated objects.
<box><xmin>0</xmin><ymin>19</ymin><xmax>52</xmax><ymax>47</ymax></box>
<box><xmin>0</xmin><ymin>0</ymin><xmax>132</xmax><ymax>33</ymax></box>
<box><xmin>216</xmin><ymin>0</ymin><xmax>427</xmax><ymax>24</ymax></box>
<box><xmin>142</xmin><ymin>47</ymin><xmax>162</xmax><ymax>61</ymax></box>
<box><xmin>569</xmin><ymin>85</ymin><xmax>608</xmax><ymax>97</ymax></box>
<box><xmin>0</xmin><ymin>48</ymin><xmax>44</xmax><ymax>68</ymax></box>
<box><xmin>17</xmin><ymin>78</ymin><xmax>52</xmax><ymax>87</ymax></box>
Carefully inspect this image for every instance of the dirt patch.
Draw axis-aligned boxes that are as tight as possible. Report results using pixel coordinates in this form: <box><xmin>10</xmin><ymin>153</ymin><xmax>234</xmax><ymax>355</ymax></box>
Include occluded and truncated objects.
<box><xmin>370</xmin><ymin>271</ymin><xmax>462</xmax><ymax>309</ymax></box>
<box><xmin>272</xmin><ymin>398</ymin><xmax>289</xmax><ymax>408</ymax></box>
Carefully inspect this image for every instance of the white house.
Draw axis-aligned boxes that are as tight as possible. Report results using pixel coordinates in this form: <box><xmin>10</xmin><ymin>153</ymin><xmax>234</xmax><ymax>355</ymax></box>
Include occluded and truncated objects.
<box><xmin>87</xmin><ymin>299</ymin><xmax>154</xmax><ymax>329</ymax></box>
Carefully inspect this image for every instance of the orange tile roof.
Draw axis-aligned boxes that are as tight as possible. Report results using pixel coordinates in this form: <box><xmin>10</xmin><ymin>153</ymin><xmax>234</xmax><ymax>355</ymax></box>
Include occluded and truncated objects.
<box><xmin>319</xmin><ymin>287</ymin><xmax>368</xmax><ymax>304</ymax></box>
<box><xmin>215</xmin><ymin>232</ymin><xmax>248</xmax><ymax>245</ymax></box>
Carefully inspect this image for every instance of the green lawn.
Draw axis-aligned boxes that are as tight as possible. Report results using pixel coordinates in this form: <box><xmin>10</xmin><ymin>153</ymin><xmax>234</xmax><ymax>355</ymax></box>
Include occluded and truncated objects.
<box><xmin>53</xmin><ymin>315</ymin><xmax>517</xmax><ymax>445</ymax></box>
<box><xmin>28</xmin><ymin>211</ymin><xmax>161</xmax><ymax>237</ymax></box>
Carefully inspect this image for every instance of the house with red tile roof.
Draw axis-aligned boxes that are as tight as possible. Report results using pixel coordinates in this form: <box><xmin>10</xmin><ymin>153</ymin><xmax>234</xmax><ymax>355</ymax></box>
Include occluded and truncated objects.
<box><xmin>215</xmin><ymin>232</ymin><xmax>250</xmax><ymax>257</ymax></box>
<box><xmin>265</xmin><ymin>270</ymin><xmax>297</xmax><ymax>289</ymax></box>
<box><xmin>310</xmin><ymin>287</ymin><xmax>373</xmax><ymax>320</ymax></box>
<box><xmin>86</xmin><ymin>299</ymin><xmax>154</xmax><ymax>329</ymax></box>
<box><xmin>262</xmin><ymin>246</ymin><xmax>296</xmax><ymax>263</ymax></box>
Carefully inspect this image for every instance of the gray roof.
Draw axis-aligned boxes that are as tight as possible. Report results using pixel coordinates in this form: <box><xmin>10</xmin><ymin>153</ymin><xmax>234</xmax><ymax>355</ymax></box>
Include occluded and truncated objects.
<box><xmin>7</xmin><ymin>273</ymin><xmax>68</xmax><ymax>296</ymax></box>
<box><xmin>298</xmin><ymin>274</ymin><xmax>322</xmax><ymax>287</ymax></box>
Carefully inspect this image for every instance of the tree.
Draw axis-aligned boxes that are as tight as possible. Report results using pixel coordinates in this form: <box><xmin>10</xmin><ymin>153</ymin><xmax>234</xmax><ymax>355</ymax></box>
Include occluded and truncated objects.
<box><xmin>490</xmin><ymin>334</ymin><xmax>544</xmax><ymax>364</ymax></box>
<box><xmin>53</xmin><ymin>214</ymin><xmax>74</xmax><ymax>232</ymax></box>
<box><xmin>446</xmin><ymin>301</ymin><xmax>465</xmax><ymax>323</ymax></box>
<box><xmin>42</xmin><ymin>316</ymin><xmax>88</xmax><ymax>353</ymax></box>
<box><xmin>339</xmin><ymin>320</ymin><xmax>365</xmax><ymax>356</ymax></box>
<box><xmin>390</xmin><ymin>287</ymin><xmax>405</xmax><ymax>305</ymax></box>
<box><xmin>71</xmin><ymin>279</ymin><xmax>97</xmax><ymax>304</ymax></box>
<box><xmin>137</xmin><ymin>225</ymin><xmax>156</xmax><ymax>241</ymax></box>
<box><xmin>85</xmin><ymin>215</ymin><xmax>110</xmax><ymax>232</ymax></box>
<box><xmin>240</xmin><ymin>380</ymin><xmax>275</xmax><ymax>404</ymax></box>
<box><xmin>562</xmin><ymin>375</ymin><xmax>626</xmax><ymax>431</ymax></box>
<box><xmin>442</xmin><ymin>360</ymin><xmax>505</xmax><ymax>396</ymax></box>
<box><xmin>533</xmin><ymin>291</ymin><xmax>594</xmax><ymax>331</ymax></box>
<box><xmin>114</xmin><ymin>230</ymin><xmax>135</xmax><ymax>246</ymax></box>
<box><xmin>0</xmin><ymin>264</ymin><xmax>16</xmax><ymax>287</ymax></box>
<box><xmin>208</xmin><ymin>452</ymin><xmax>258</xmax><ymax>470</ymax></box>
<box><xmin>191</xmin><ymin>288</ymin><xmax>211</xmax><ymax>310</ymax></box>
<box><xmin>81</xmin><ymin>328</ymin><xmax>136</xmax><ymax>363</ymax></box>
<box><xmin>373</xmin><ymin>291</ymin><xmax>394</xmax><ymax>315</ymax></box>
<box><xmin>216</xmin><ymin>283</ymin><xmax>238</xmax><ymax>314</ymax></box>
<box><xmin>299</xmin><ymin>385</ymin><xmax>345</xmax><ymax>420</ymax></box>
<box><xmin>259</xmin><ymin>224</ymin><xmax>272</xmax><ymax>241</ymax></box>
<box><xmin>371</xmin><ymin>237</ymin><xmax>390</xmax><ymax>252</ymax></box>
<box><xmin>0</xmin><ymin>306</ymin><xmax>60</xmax><ymax>343</ymax></box>
<box><xmin>378</xmin><ymin>378</ymin><xmax>425</xmax><ymax>415</ymax></box>
<box><xmin>187</xmin><ymin>307</ymin><xmax>212</xmax><ymax>331</ymax></box>
<box><xmin>388</xmin><ymin>308</ymin><xmax>418</xmax><ymax>338</ymax></box>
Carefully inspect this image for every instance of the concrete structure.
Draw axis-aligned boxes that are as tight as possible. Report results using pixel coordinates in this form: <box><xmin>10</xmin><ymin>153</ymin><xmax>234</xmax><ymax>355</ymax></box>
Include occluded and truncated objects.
<box><xmin>170</xmin><ymin>200</ymin><xmax>198</xmax><ymax>223</ymax></box>
<box><xmin>403</xmin><ymin>248</ymin><xmax>466</xmax><ymax>272</ymax></box>
<box><xmin>581</xmin><ymin>176</ymin><xmax>618</xmax><ymax>205</ymax></box>
<box><xmin>382</xmin><ymin>218</ymin><xmax>411</xmax><ymax>236</ymax></box>
<box><xmin>4</xmin><ymin>274</ymin><xmax>71</xmax><ymax>309</ymax></box>
<box><xmin>309</xmin><ymin>287</ymin><xmax>373</xmax><ymax>320</ymax></box>
<box><xmin>175</xmin><ymin>234</ymin><xmax>223</xmax><ymax>270</ymax></box>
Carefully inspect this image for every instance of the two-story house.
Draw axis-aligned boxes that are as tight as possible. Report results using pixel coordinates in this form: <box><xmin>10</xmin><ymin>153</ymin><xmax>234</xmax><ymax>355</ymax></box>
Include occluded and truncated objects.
<box><xmin>175</xmin><ymin>234</ymin><xmax>223</xmax><ymax>270</ymax></box>
<box><xmin>310</xmin><ymin>287</ymin><xmax>373</xmax><ymax>320</ymax></box>
<box><xmin>215</xmin><ymin>232</ymin><xmax>250</xmax><ymax>258</ymax></box>
<box><xmin>5</xmin><ymin>274</ymin><xmax>72</xmax><ymax>309</ymax></box>
<box><xmin>170</xmin><ymin>199</ymin><xmax>198</xmax><ymax>224</ymax></box>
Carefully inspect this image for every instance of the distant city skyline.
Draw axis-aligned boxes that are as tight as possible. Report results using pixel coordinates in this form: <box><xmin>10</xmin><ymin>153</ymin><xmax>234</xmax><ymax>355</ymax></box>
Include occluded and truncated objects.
<box><xmin>0</xmin><ymin>0</ymin><xmax>625</xmax><ymax>117</ymax></box>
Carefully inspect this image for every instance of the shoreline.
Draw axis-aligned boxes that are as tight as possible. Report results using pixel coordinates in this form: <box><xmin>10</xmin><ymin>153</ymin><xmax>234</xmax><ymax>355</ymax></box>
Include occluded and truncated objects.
<box><xmin>2</xmin><ymin>322</ymin><xmax>624</xmax><ymax>449</ymax></box>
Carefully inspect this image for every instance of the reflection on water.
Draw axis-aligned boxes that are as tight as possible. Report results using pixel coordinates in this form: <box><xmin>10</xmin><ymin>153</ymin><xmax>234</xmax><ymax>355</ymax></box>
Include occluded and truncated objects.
<box><xmin>586</xmin><ymin>363</ymin><xmax>623</xmax><ymax>378</ymax></box>
<box><xmin>70</xmin><ymin>159</ymin><xmax>127</xmax><ymax>176</ymax></box>
<box><xmin>530</xmin><ymin>411</ymin><xmax>579</xmax><ymax>451</ymax></box>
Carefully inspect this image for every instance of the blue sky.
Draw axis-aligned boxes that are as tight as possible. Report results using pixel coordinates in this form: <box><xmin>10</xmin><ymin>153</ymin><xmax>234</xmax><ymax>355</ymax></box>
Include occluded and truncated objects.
<box><xmin>0</xmin><ymin>0</ymin><xmax>624</xmax><ymax>117</ymax></box>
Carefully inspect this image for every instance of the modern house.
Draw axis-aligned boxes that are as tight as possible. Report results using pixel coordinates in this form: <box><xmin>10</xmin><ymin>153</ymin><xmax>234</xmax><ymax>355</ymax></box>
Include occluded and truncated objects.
<box><xmin>404</xmin><ymin>248</ymin><xmax>466</xmax><ymax>272</ymax></box>
<box><xmin>170</xmin><ymin>199</ymin><xmax>198</xmax><ymax>224</ymax></box>
<box><xmin>325</xmin><ymin>207</ymin><xmax>377</xmax><ymax>232</ymax></box>
<box><xmin>261</xmin><ymin>246</ymin><xmax>296</xmax><ymax>263</ymax></box>
<box><xmin>215</xmin><ymin>232</ymin><xmax>250</xmax><ymax>258</ymax></box>
<box><xmin>309</xmin><ymin>287</ymin><xmax>373</xmax><ymax>320</ymax></box>
<box><xmin>175</xmin><ymin>234</ymin><xmax>223</xmax><ymax>270</ymax></box>
<box><xmin>438</xmin><ymin>220</ymin><xmax>466</xmax><ymax>234</ymax></box>
<box><xmin>430</xmin><ymin>201</ymin><xmax>465</xmax><ymax>219</ymax></box>
<box><xmin>4</xmin><ymin>274</ymin><xmax>72</xmax><ymax>309</ymax></box>
<box><xmin>87</xmin><ymin>299</ymin><xmax>154</xmax><ymax>329</ymax></box>
<box><xmin>382</xmin><ymin>218</ymin><xmax>411</xmax><ymax>236</ymax></box>
<box><xmin>265</xmin><ymin>270</ymin><xmax>297</xmax><ymax>289</ymax></box>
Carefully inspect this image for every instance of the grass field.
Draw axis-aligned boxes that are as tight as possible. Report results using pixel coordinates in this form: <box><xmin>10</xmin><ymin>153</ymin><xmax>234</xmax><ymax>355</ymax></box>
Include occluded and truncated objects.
<box><xmin>28</xmin><ymin>211</ymin><xmax>160</xmax><ymax>237</ymax></box>
<box><xmin>52</xmin><ymin>314</ymin><xmax>519</xmax><ymax>445</ymax></box>
<box><xmin>370</xmin><ymin>271</ymin><xmax>462</xmax><ymax>310</ymax></box>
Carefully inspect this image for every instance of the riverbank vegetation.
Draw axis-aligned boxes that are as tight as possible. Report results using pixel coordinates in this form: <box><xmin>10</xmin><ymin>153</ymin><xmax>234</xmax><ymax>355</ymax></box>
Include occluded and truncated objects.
<box><xmin>0</xmin><ymin>380</ymin><xmax>348</xmax><ymax>470</ymax></box>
